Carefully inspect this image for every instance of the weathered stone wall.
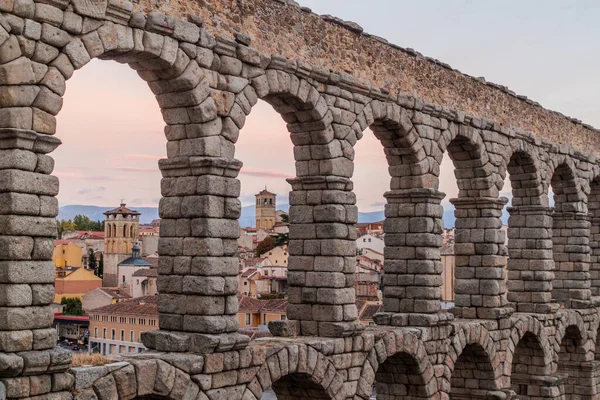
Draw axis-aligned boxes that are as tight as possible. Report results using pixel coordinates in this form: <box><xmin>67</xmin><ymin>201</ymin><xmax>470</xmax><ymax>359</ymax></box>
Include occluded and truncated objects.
<box><xmin>129</xmin><ymin>0</ymin><xmax>600</xmax><ymax>155</ymax></box>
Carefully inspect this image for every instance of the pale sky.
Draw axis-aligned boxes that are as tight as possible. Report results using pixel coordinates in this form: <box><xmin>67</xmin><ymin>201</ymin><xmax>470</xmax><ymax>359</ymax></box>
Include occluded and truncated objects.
<box><xmin>54</xmin><ymin>1</ymin><xmax>600</xmax><ymax>212</ymax></box>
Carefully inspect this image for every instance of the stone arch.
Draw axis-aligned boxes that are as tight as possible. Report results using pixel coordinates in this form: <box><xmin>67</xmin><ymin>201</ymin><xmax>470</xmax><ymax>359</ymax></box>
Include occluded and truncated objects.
<box><xmin>245</xmin><ymin>68</ymin><xmax>360</xmax><ymax>336</ymax></box>
<box><xmin>353</xmin><ymin>100</ymin><xmax>428</xmax><ymax>188</ymax></box>
<box><xmin>555</xmin><ymin>320</ymin><xmax>593</xmax><ymax>399</ymax></box>
<box><xmin>503</xmin><ymin>143</ymin><xmax>555</xmax><ymax>313</ymax></box>
<box><xmin>501</xmin><ymin>142</ymin><xmax>546</xmax><ymax>207</ymax></box>
<box><xmin>506</xmin><ymin>316</ymin><xmax>553</xmax><ymax>399</ymax></box>
<box><xmin>547</xmin><ymin>155</ymin><xmax>591</xmax><ymax>308</ymax></box>
<box><xmin>243</xmin><ymin>345</ymin><xmax>341</xmax><ymax>400</ymax></box>
<box><xmin>555</xmin><ymin>310</ymin><xmax>591</xmax><ymax>363</ymax></box>
<box><xmin>249</xmin><ymin>69</ymin><xmax>343</xmax><ymax>178</ymax></box>
<box><xmin>350</xmin><ymin>101</ymin><xmax>444</xmax><ymax>320</ymax></box>
<box><xmin>586</xmin><ymin>168</ymin><xmax>600</xmax><ymax>296</ymax></box>
<box><xmin>72</xmin><ymin>359</ymin><xmax>201</xmax><ymax>400</ymax></box>
<box><xmin>356</xmin><ymin>331</ymin><xmax>437</xmax><ymax>399</ymax></box>
<box><xmin>435</xmin><ymin>123</ymin><xmax>496</xmax><ymax>198</ymax></box>
<box><xmin>546</xmin><ymin>155</ymin><xmax>585</xmax><ymax>213</ymax></box>
<box><xmin>447</xmin><ymin>324</ymin><xmax>501</xmax><ymax>398</ymax></box>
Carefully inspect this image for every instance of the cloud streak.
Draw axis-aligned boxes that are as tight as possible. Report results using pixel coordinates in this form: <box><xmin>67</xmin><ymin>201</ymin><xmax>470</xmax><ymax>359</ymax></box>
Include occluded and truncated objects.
<box><xmin>110</xmin><ymin>154</ymin><xmax>163</xmax><ymax>163</ymax></box>
<box><xmin>239</xmin><ymin>168</ymin><xmax>294</xmax><ymax>179</ymax></box>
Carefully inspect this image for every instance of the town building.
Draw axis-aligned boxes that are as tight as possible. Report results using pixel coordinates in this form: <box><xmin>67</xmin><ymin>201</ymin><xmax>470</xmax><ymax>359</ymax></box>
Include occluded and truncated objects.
<box><xmin>356</xmin><ymin>234</ymin><xmax>385</xmax><ymax>254</ymax></box>
<box><xmin>255</xmin><ymin>188</ymin><xmax>276</xmax><ymax>230</ymax></box>
<box><xmin>131</xmin><ymin>268</ymin><xmax>158</xmax><ymax>298</ymax></box>
<box><xmin>354</xmin><ymin>260</ymin><xmax>381</xmax><ymax>300</ymax></box>
<box><xmin>263</xmin><ymin>245</ymin><xmax>288</xmax><ymax>267</ymax></box>
<box><xmin>355</xmin><ymin>221</ymin><xmax>384</xmax><ymax>237</ymax></box>
<box><xmin>440</xmin><ymin>243</ymin><xmax>456</xmax><ymax>309</ymax></box>
<box><xmin>237</xmin><ymin>296</ymin><xmax>287</xmax><ymax>329</ymax></box>
<box><xmin>103</xmin><ymin>203</ymin><xmax>141</xmax><ymax>287</ymax></box>
<box><xmin>52</xmin><ymin>242</ymin><xmax>83</xmax><ymax>269</ymax></box>
<box><xmin>54</xmin><ymin>267</ymin><xmax>102</xmax><ymax>303</ymax></box>
<box><xmin>88</xmin><ymin>296</ymin><xmax>158</xmax><ymax>355</ymax></box>
<box><xmin>139</xmin><ymin>226</ymin><xmax>160</xmax><ymax>256</ymax></box>
<box><xmin>82</xmin><ymin>287</ymin><xmax>131</xmax><ymax>312</ymax></box>
<box><xmin>54</xmin><ymin>314</ymin><xmax>89</xmax><ymax>344</ymax></box>
<box><xmin>238</xmin><ymin>227</ymin><xmax>255</xmax><ymax>250</ymax></box>
<box><xmin>117</xmin><ymin>243</ymin><xmax>153</xmax><ymax>297</ymax></box>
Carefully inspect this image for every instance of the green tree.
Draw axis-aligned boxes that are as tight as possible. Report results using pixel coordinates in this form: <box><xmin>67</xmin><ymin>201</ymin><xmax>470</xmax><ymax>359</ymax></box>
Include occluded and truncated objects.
<box><xmin>56</xmin><ymin>219</ymin><xmax>76</xmax><ymax>239</ymax></box>
<box><xmin>60</xmin><ymin>297</ymin><xmax>83</xmax><ymax>316</ymax></box>
<box><xmin>256</xmin><ymin>236</ymin><xmax>276</xmax><ymax>257</ymax></box>
<box><xmin>95</xmin><ymin>253</ymin><xmax>103</xmax><ymax>279</ymax></box>
<box><xmin>274</xmin><ymin>233</ymin><xmax>288</xmax><ymax>247</ymax></box>
<box><xmin>88</xmin><ymin>248</ymin><xmax>97</xmax><ymax>270</ymax></box>
<box><xmin>279</xmin><ymin>213</ymin><xmax>289</xmax><ymax>223</ymax></box>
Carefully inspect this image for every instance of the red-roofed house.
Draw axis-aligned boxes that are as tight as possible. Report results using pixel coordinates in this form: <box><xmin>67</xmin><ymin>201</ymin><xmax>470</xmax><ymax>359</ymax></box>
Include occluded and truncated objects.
<box><xmin>88</xmin><ymin>296</ymin><xmax>158</xmax><ymax>355</ymax></box>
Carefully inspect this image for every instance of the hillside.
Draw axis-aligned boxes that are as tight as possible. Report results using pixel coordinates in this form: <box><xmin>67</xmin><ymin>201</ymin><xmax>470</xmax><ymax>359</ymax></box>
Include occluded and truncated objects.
<box><xmin>58</xmin><ymin>203</ymin><xmax>509</xmax><ymax>228</ymax></box>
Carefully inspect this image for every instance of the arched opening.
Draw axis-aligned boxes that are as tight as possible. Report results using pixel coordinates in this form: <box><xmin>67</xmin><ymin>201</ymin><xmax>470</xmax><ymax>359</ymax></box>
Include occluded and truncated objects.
<box><xmin>550</xmin><ymin>163</ymin><xmax>590</xmax><ymax>308</ymax></box>
<box><xmin>557</xmin><ymin>325</ymin><xmax>588</xmax><ymax>399</ymax></box>
<box><xmin>595</xmin><ymin>327</ymin><xmax>600</xmax><ymax>361</ymax></box>
<box><xmin>373</xmin><ymin>351</ymin><xmax>430</xmax><ymax>399</ymax></box>
<box><xmin>450</xmin><ymin>343</ymin><xmax>497</xmax><ymax>399</ymax></box>
<box><xmin>505</xmin><ymin>150</ymin><xmax>552</xmax><ymax>313</ymax></box>
<box><xmin>444</xmin><ymin>132</ymin><xmax>507</xmax><ymax>318</ymax></box>
<box><xmin>510</xmin><ymin>332</ymin><xmax>547</xmax><ymax>398</ymax></box>
<box><xmin>246</xmin><ymin>71</ymin><xmax>359</xmax><ymax>336</ymax></box>
<box><xmin>234</xmin><ymin>98</ymin><xmax>294</xmax><ymax>307</ymax></box>
<box><xmin>352</xmin><ymin>127</ymin><xmax>387</xmax><ymax>308</ymax></box>
<box><xmin>267</xmin><ymin>374</ymin><xmax>332</xmax><ymax>399</ymax></box>
<box><xmin>588</xmin><ymin>178</ymin><xmax>600</xmax><ymax>297</ymax></box>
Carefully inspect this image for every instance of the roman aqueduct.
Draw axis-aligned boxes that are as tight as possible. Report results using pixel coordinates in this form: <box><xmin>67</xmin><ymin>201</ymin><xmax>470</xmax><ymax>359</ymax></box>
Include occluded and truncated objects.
<box><xmin>1</xmin><ymin>0</ymin><xmax>600</xmax><ymax>398</ymax></box>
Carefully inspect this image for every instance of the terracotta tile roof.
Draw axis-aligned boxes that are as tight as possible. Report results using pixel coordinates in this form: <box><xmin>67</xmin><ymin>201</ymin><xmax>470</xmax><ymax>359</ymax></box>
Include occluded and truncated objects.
<box><xmin>237</xmin><ymin>295</ymin><xmax>264</xmax><ymax>313</ymax></box>
<box><xmin>261</xmin><ymin>298</ymin><xmax>287</xmax><ymax>312</ymax></box>
<box><xmin>76</xmin><ymin>231</ymin><xmax>105</xmax><ymax>239</ymax></box>
<box><xmin>88</xmin><ymin>295</ymin><xmax>157</xmax><ymax>316</ymax></box>
<box><xmin>103</xmin><ymin>203</ymin><xmax>141</xmax><ymax>216</ymax></box>
<box><xmin>241</xmin><ymin>268</ymin><xmax>257</xmax><ymax>278</ymax></box>
<box><xmin>237</xmin><ymin>295</ymin><xmax>287</xmax><ymax>313</ymax></box>
<box><xmin>142</xmin><ymin>257</ymin><xmax>159</xmax><ymax>269</ymax></box>
<box><xmin>355</xmin><ymin>299</ymin><xmax>367</xmax><ymax>314</ymax></box>
<box><xmin>97</xmin><ymin>287</ymin><xmax>131</xmax><ymax>299</ymax></box>
<box><xmin>360</xmin><ymin>304</ymin><xmax>382</xmax><ymax>321</ymax></box>
<box><xmin>132</xmin><ymin>268</ymin><xmax>158</xmax><ymax>278</ymax></box>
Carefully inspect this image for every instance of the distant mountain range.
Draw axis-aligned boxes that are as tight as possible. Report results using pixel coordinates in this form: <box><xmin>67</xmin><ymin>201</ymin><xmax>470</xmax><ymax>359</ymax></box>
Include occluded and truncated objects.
<box><xmin>57</xmin><ymin>203</ymin><xmax>510</xmax><ymax>228</ymax></box>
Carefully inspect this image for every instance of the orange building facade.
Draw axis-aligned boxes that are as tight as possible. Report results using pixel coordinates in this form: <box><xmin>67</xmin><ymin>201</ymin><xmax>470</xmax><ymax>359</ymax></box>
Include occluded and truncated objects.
<box><xmin>87</xmin><ymin>296</ymin><xmax>158</xmax><ymax>355</ymax></box>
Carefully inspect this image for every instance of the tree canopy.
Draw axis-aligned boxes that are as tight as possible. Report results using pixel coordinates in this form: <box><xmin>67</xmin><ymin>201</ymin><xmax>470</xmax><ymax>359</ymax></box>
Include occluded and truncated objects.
<box><xmin>61</xmin><ymin>297</ymin><xmax>84</xmax><ymax>316</ymax></box>
<box><xmin>57</xmin><ymin>214</ymin><xmax>104</xmax><ymax>238</ymax></box>
<box><xmin>256</xmin><ymin>236</ymin><xmax>276</xmax><ymax>257</ymax></box>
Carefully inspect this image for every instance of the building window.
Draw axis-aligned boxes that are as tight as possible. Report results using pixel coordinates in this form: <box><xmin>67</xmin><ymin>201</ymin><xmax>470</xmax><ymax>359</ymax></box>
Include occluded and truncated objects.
<box><xmin>130</xmin><ymin>331</ymin><xmax>134</xmax><ymax>342</ymax></box>
<box><xmin>120</xmin><ymin>330</ymin><xmax>124</xmax><ymax>341</ymax></box>
<box><xmin>246</xmin><ymin>314</ymin><xmax>251</xmax><ymax>325</ymax></box>
<box><xmin>264</xmin><ymin>271</ymin><xmax>268</xmax><ymax>276</ymax></box>
<box><xmin>244</xmin><ymin>282</ymin><xmax>247</xmax><ymax>286</ymax></box>
<box><xmin>94</xmin><ymin>327</ymin><xmax>98</xmax><ymax>338</ymax></box>
<box><xmin>103</xmin><ymin>329</ymin><xmax>106</xmax><ymax>339</ymax></box>
<box><xmin>139</xmin><ymin>319</ymin><xmax>146</xmax><ymax>325</ymax></box>
<box><xmin>368</xmin><ymin>238</ymin><xmax>371</xmax><ymax>242</ymax></box>
<box><xmin>281</xmin><ymin>315</ymin><xmax>286</xmax><ymax>321</ymax></box>
<box><xmin>263</xmin><ymin>314</ymin><xmax>267</xmax><ymax>325</ymax></box>
<box><xmin>111</xmin><ymin>329</ymin><xmax>115</xmax><ymax>340</ymax></box>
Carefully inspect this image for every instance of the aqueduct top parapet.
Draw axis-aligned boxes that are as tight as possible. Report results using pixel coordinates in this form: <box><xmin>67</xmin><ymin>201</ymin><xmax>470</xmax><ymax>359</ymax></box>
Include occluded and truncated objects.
<box><xmin>131</xmin><ymin>0</ymin><xmax>600</xmax><ymax>155</ymax></box>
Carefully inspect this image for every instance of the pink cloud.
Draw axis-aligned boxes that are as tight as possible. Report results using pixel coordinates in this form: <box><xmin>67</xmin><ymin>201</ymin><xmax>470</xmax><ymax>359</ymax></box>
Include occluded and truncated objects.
<box><xmin>112</xmin><ymin>166</ymin><xmax>158</xmax><ymax>173</ymax></box>
<box><xmin>239</xmin><ymin>168</ymin><xmax>294</xmax><ymax>179</ymax></box>
<box><xmin>110</xmin><ymin>154</ymin><xmax>163</xmax><ymax>163</ymax></box>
